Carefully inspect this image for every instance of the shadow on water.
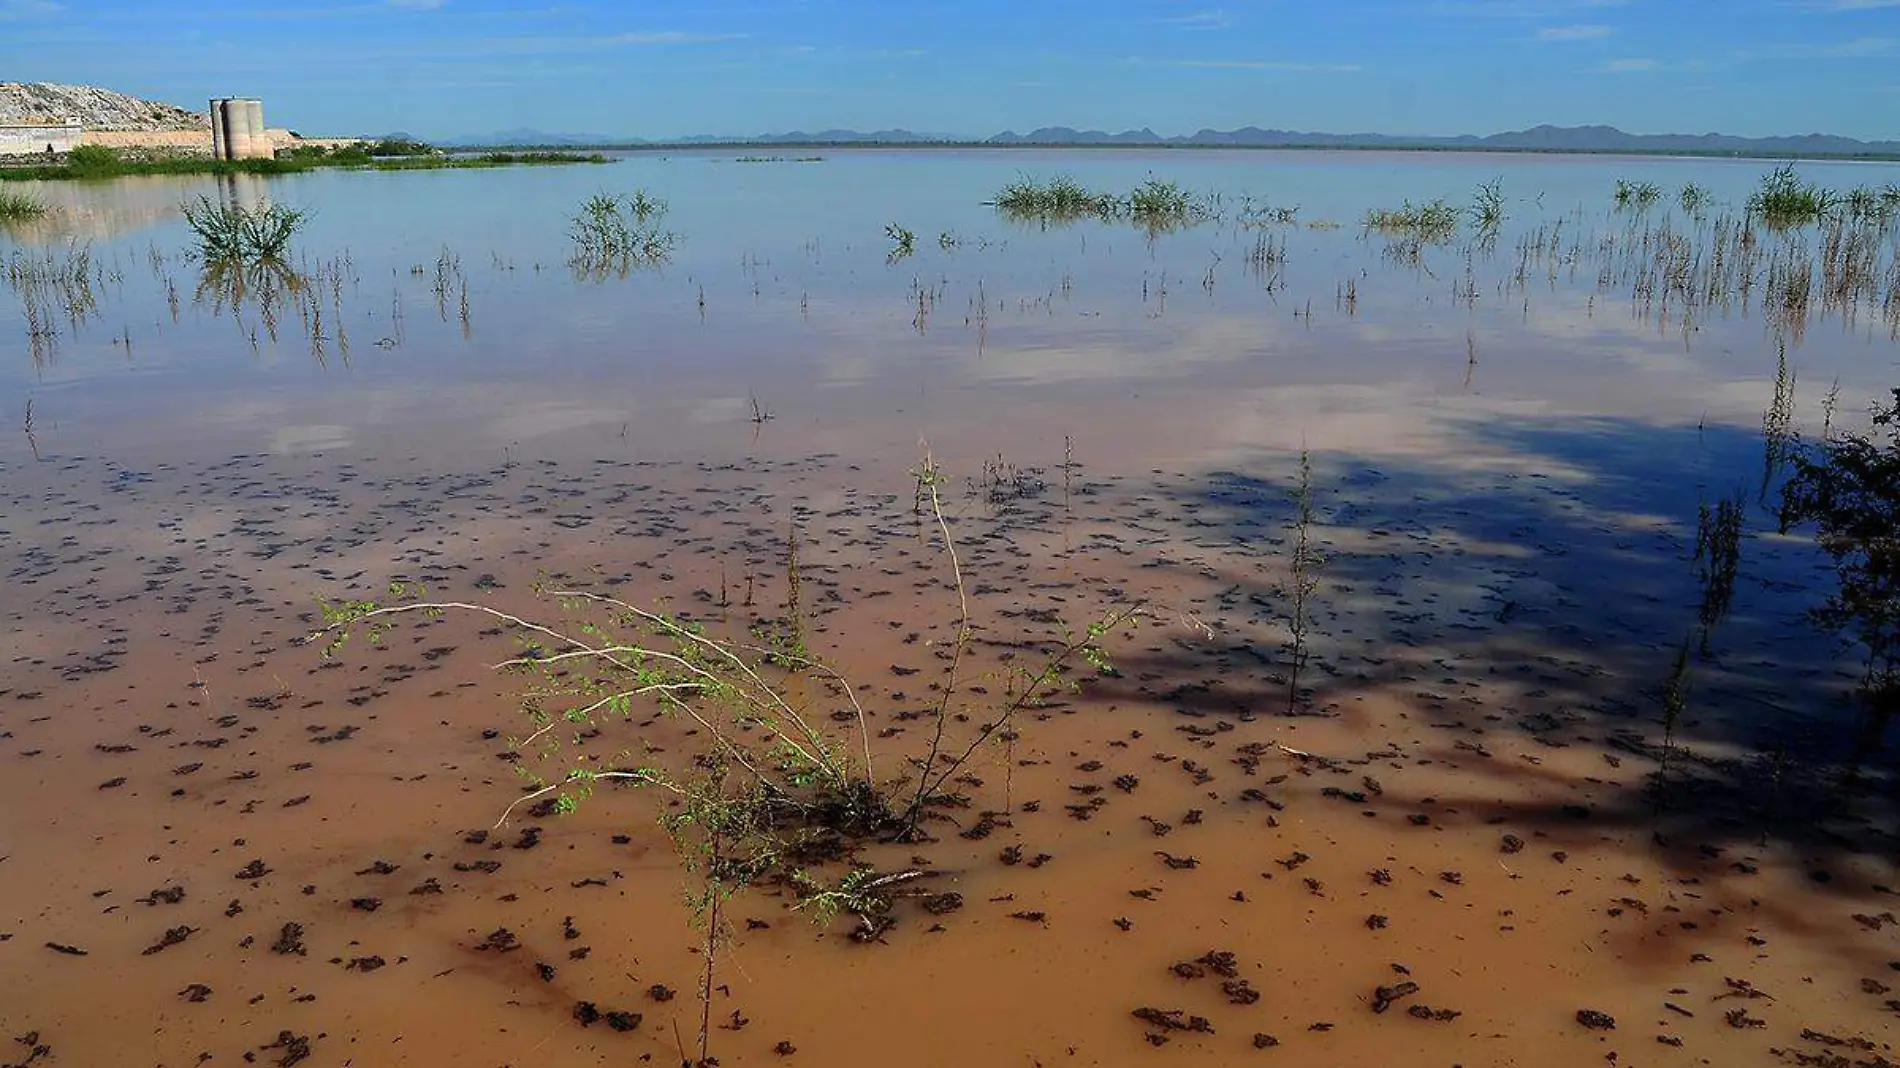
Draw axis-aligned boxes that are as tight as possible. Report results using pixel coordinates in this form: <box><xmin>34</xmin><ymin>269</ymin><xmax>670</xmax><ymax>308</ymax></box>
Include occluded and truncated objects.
<box><xmin>1107</xmin><ymin>413</ymin><xmax>1898</xmax><ymax>887</ymax></box>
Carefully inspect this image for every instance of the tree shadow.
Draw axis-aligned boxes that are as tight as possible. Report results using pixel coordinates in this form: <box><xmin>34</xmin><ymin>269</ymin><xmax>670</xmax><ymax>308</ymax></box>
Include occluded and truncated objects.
<box><xmin>1092</xmin><ymin>412</ymin><xmax>1898</xmax><ymax>896</ymax></box>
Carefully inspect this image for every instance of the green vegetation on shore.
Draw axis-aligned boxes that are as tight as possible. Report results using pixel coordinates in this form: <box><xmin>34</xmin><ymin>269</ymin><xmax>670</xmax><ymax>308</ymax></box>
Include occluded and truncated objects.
<box><xmin>447</xmin><ymin>138</ymin><xmax>1900</xmax><ymax>163</ymax></box>
<box><xmin>0</xmin><ymin>143</ymin><xmax>610</xmax><ymax>183</ymax></box>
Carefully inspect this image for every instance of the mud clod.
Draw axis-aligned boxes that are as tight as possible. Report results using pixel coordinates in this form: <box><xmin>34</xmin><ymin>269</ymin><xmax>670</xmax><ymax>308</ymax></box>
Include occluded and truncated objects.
<box><xmin>1576</xmin><ymin>1009</ymin><xmax>1617</xmax><ymax>1031</ymax></box>
<box><xmin>473</xmin><ymin>927</ymin><xmax>519</xmax><ymax>952</ymax></box>
<box><xmin>921</xmin><ymin>892</ymin><xmax>964</xmax><ymax>915</ymax></box>
<box><xmin>259</xmin><ymin>1030</ymin><xmax>311</xmax><ymax>1067</ymax></box>
<box><xmin>1372</xmin><ymin>981</ymin><xmax>1420</xmax><ymax>1013</ymax></box>
<box><xmin>141</xmin><ymin>925</ymin><xmax>194</xmax><ymax>955</ymax></box>
<box><xmin>269</xmin><ymin>923</ymin><xmax>305</xmax><ymax>956</ymax></box>
<box><xmin>1131</xmin><ymin>1008</ymin><xmax>1215</xmax><ymax>1034</ymax></box>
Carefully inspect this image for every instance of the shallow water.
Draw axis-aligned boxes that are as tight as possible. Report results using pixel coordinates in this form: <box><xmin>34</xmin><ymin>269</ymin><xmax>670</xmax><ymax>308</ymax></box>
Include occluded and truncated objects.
<box><xmin>3</xmin><ymin>149</ymin><xmax>1899</xmax><ymax>1067</ymax></box>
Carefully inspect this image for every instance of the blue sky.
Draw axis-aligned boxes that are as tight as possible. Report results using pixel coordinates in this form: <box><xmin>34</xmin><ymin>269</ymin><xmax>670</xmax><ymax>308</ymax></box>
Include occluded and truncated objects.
<box><xmin>2</xmin><ymin>0</ymin><xmax>1897</xmax><ymax>140</ymax></box>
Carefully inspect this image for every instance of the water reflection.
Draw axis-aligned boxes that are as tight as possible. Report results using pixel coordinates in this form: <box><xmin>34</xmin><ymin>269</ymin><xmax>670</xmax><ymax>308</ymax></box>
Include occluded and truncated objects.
<box><xmin>1139</xmin><ymin>410</ymin><xmax>1895</xmax><ymax>878</ymax></box>
<box><xmin>1779</xmin><ymin>386</ymin><xmax>1900</xmax><ymax>754</ymax></box>
<box><xmin>0</xmin><ymin>171</ymin><xmax>277</xmax><ymax>249</ymax></box>
<box><xmin>193</xmin><ymin>254</ymin><xmax>306</xmax><ymax>347</ymax></box>
<box><xmin>4</xmin><ymin>240</ymin><xmax>98</xmax><ymax>370</ymax></box>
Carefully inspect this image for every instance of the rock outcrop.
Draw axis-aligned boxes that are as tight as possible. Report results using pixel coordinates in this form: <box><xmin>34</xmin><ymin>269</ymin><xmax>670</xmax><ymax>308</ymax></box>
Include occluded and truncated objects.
<box><xmin>0</xmin><ymin>82</ymin><xmax>205</xmax><ymax>132</ymax></box>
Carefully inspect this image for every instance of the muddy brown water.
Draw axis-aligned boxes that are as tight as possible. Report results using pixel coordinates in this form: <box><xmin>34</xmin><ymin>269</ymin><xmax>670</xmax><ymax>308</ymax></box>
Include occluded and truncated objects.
<box><xmin>4</xmin><ymin>150</ymin><xmax>1900</xmax><ymax>1066</ymax></box>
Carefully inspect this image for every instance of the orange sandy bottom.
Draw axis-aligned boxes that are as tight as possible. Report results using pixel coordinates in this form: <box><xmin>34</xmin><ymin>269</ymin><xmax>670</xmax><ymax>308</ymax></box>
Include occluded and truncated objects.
<box><xmin>1</xmin><ymin>445</ymin><xmax>1895</xmax><ymax>1068</ymax></box>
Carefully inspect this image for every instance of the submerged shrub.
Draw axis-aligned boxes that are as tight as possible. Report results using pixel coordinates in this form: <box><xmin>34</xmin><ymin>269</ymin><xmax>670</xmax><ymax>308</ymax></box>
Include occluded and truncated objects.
<box><xmin>1680</xmin><ymin>183</ymin><xmax>1710</xmax><ymax>217</ymax></box>
<box><xmin>1748</xmin><ymin>165</ymin><xmax>1836</xmax><ymax>229</ymax></box>
<box><xmin>1127</xmin><ymin>178</ymin><xmax>1213</xmax><ymax>232</ymax></box>
<box><xmin>1613</xmin><ymin>179</ymin><xmax>1662</xmax><ymax>211</ymax></box>
<box><xmin>992</xmin><ymin>175</ymin><xmax>1119</xmax><ymax>221</ymax></box>
<box><xmin>570</xmin><ymin>191</ymin><xmax>676</xmax><ymax>279</ymax></box>
<box><xmin>1468</xmin><ymin>177</ymin><xmax>1505</xmax><ymax>231</ymax></box>
<box><xmin>0</xmin><ymin>189</ymin><xmax>47</xmax><ymax>221</ymax></box>
<box><xmin>991</xmin><ymin>174</ymin><xmax>1212</xmax><ymax>233</ymax></box>
<box><xmin>1364</xmin><ymin>198</ymin><xmax>1459</xmax><ymax>241</ymax></box>
<box><xmin>180</xmin><ymin>196</ymin><xmax>307</xmax><ymax>261</ymax></box>
<box><xmin>1839</xmin><ymin>184</ymin><xmax>1899</xmax><ymax>227</ymax></box>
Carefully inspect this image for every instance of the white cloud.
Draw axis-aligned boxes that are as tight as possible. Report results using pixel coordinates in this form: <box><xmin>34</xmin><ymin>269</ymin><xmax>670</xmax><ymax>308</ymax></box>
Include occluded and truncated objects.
<box><xmin>1160</xmin><ymin>9</ymin><xmax>1230</xmax><ymax>27</ymax></box>
<box><xmin>1593</xmin><ymin>57</ymin><xmax>1661</xmax><ymax>71</ymax></box>
<box><xmin>1429</xmin><ymin>0</ymin><xmax>1628</xmax><ymax>17</ymax></box>
<box><xmin>1739</xmin><ymin>35</ymin><xmax>1900</xmax><ymax>57</ymax></box>
<box><xmin>1151</xmin><ymin>57</ymin><xmax>1362</xmax><ymax>72</ymax></box>
<box><xmin>0</xmin><ymin>0</ymin><xmax>62</xmax><ymax>18</ymax></box>
<box><xmin>611</xmin><ymin>31</ymin><xmax>741</xmax><ymax>44</ymax></box>
<box><xmin>1816</xmin><ymin>34</ymin><xmax>1900</xmax><ymax>54</ymax></box>
<box><xmin>1536</xmin><ymin>23</ymin><xmax>1613</xmax><ymax>39</ymax></box>
<box><xmin>441</xmin><ymin>31</ymin><xmax>746</xmax><ymax>55</ymax></box>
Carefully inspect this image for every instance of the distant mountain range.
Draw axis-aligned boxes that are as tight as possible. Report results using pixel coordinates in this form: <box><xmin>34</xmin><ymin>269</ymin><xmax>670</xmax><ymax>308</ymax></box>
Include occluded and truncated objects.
<box><xmin>437</xmin><ymin>123</ymin><xmax>1900</xmax><ymax>158</ymax></box>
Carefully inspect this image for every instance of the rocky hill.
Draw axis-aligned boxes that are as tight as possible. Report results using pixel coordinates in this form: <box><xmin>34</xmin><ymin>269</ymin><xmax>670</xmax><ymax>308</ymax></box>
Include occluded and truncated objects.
<box><xmin>0</xmin><ymin>82</ymin><xmax>203</xmax><ymax>131</ymax></box>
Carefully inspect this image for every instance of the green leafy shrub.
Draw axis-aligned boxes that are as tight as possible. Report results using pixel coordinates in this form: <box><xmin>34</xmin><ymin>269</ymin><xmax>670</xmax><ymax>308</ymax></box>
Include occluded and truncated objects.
<box><xmin>64</xmin><ymin>144</ymin><xmax>123</xmax><ymax>178</ymax></box>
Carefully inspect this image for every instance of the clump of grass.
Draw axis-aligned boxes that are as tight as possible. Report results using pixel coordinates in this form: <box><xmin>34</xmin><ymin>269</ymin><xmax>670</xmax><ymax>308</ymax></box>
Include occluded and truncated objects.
<box><xmin>180</xmin><ymin>196</ymin><xmax>307</xmax><ymax>261</ymax></box>
<box><xmin>314</xmin><ymin>451</ymin><xmax>1152</xmax><ymax>974</ymax></box>
<box><xmin>885</xmin><ymin>223</ymin><xmax>916</xmax><ymax>262</ymax></box>
<box><xmin>991</xmin><ymin>175</ymin><xmax>1212</xmax><ymax>233</ymax></box>
<box><xmin>1468</xmin><ymin>177</ymin><xmax>1505</xmax><ymax>231</ymax></box>
<box><xmin>969</xmin><ymin>453</ymin><xmax>1047</xmax><ymax>505</ymax></box>
<box><xmin>569</xmin><ymin>191</ymin><xmax>676</xmax><ymax>278</ymax></box>
<box><xmin>1128</xmin><ymin>178</ymin><xmax>1199</xmax><ymax>223</ymax></box>
<box><xmin>993</xmin><ymin>174</ymin><xmax>1119</xmax><ymax>221</ymax></box>
<box><xmin>1364</xmin><ymin>198</ymin><xmax>1458</xmax><ymax>241</ymax></box>
<box><xmin>1680</xmin><ymin>183</ymin><xmax>1710</xmax><ymax>217</ymax></box>
<box><xmin>1748</xmin><ymin>164</ymin><xmax>1836</xmax><ymax>229</ymax></box>
<box><xmin>0</xmin><ymin>189</ymin><xmax>47</xmax><ymax>221</ymax></box>
<box><xmin>1839</xmin><ymin>184</ymin><xmax>1900</xmax><ymax>227</ymax></box>
<box><xmin>1239</xmin><ymin>198</ymin><xmax>1299</xmax><ymax>226</ymax></box>
<box><xmin>1613</xmin><ymin>179</ymin><xmax>1662</xmax><ymax>211</ymax></box>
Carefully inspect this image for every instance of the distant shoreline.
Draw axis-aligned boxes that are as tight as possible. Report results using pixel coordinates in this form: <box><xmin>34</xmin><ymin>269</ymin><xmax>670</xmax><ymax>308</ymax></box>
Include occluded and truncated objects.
<box><xmin>448</xmin><ymin>140</ymin><xmax>1900</xmax><ymax>164</ymax></box>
